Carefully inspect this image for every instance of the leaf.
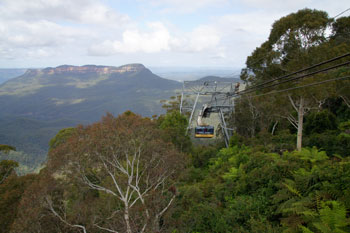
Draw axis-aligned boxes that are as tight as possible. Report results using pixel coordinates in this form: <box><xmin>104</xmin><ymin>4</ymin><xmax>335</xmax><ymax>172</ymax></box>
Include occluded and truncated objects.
<box><xmin>300</xmin><ymin>225</ymin><xmax>314</xmax><ymax>233</ymax></box>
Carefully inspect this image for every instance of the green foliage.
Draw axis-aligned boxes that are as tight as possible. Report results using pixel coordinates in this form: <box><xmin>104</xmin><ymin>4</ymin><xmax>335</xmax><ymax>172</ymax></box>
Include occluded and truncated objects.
<box><xmin>168</xmin><ymin>144</ymin><xmax>350</xmax><ymax>233</ymax></box>
<box><xmin>48</xmin><ymin>127</ymin><xmax>76</xmax><ymax>150</ymax></box>
<box><xmin>331</xmin><ymin>16</ymin><xmax>350</xmax><ymax>44</ymax></box>
<box><xmin>159</xmin><ymin>110</ymin><xmax>192</xmax><ymax>153</ymax></box>
<box><xmin>292</xmin><ymin>147</ymin><xmax>328</xmax><ymax>164</ymax></box>
<box><xmin>0</xmin><ymin>144</ymin><xmax>16</xmax><ymax>153</ymax></box>
<box><xmin>304</xmin><ymin>110</ymin><xmax>337</xmax><ymax>135</ymax></box>
<box><xmin>235</xmin><ymin>8</ymin><xmax>350</xmax><ymax>153</ymax></box>
<box><xmin>160</xmin><ymin>95</ymin><xmax>182</xmax><ymax>114</ymax></box>
<box><xmin>314</xmin><ymin>201</ymin><xmax>349</xmax><ymax>233</ymax></box>
<box><xmin>190</xmin><ymin>145</ymin><xmax>219</xmax><ymax>168</ymax></box>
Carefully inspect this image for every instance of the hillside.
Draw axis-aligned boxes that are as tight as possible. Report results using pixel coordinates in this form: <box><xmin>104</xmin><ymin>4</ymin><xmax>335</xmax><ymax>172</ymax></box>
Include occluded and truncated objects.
<box><xmin>0</xmin><ymin>64</ymin><xmax>182</xmax><ymax>172</ymax></box>
<box><xmin>0</xmin><ymin>64</ymin><xmax>181</xmax><ymax>121</ymax></box>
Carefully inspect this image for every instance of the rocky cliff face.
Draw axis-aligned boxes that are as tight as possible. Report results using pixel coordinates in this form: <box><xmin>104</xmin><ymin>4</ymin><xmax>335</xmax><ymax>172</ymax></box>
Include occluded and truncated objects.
<box><xmin>24</xmin><ymin>64</ymin><xmax>146</xmax><ymax>76</ymax></box>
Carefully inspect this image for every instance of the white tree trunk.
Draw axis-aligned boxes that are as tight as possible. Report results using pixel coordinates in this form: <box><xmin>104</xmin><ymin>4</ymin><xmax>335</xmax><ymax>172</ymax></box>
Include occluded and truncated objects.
<box><xmin>297</xmin><ymin>97</ymin><xmax>304</xmax><ymax>151</ymax></box>
<box><xmin>288</xmin><ymin>94</ymin><xmax>305</xmax><ymax>151</ymax></box>
<box><xmin>124</xmin><ymin>206</ymin><xmax>132</xmax><ymax>233</ymax></box>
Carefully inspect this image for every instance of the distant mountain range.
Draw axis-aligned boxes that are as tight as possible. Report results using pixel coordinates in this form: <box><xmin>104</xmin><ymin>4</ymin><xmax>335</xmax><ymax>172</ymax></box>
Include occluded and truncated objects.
<box><xmin>0</xmin><ymin>63</ymin><xmax>240</xmax><ymax>173</ymax></box>
<box><xmin>0</xmin><ymin>64</ymin><xmax>182</xmax><ymax>121</ymax></box>
<box><xmin>197</xmin><ymin>76</ymin><xmax>240</xmax><ymax>83</ymax></box>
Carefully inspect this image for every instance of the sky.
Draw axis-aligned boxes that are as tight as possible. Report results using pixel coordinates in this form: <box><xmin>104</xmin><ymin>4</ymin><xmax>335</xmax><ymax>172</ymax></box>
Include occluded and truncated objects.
<box><xmin>0</xmin><ymin>0</ymin><xmax>349</xmax><ymax>69</ymax></box>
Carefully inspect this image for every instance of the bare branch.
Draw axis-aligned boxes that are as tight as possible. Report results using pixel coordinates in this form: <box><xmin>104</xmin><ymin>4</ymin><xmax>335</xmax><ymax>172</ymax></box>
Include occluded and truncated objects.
<box><xmin>100</xmin><ymin>158</ymin><xmax>125</xmax><ymax>200</ymax></box>
<box><xmin>94</xmin><ymin>223</ymin><xmax>120</xmax><ymax>233</ymax></box>
<box><xmin>340</xmin><ymin>95</ymin><xmax>350</xmax><ymax>108</ymax></box>
<box><xmin>271</xmin><ymin>121</ymin><xmax>279</xmax><ymax>135</ymax></box>
<box><xmin>288</xmin><ymin>94</ymin><xmax>299</xmax><ymax>112</ymax></box>
<box><xmin>287</xmin><ymin>115</ymin><xmax>298</xmax><ymax>129</ymax></box>
<box><xmin>45</xmin><ymin>196</ymin><xmax>87</xmax><ymax>233</ymax></box>
<box><xmin>157</xmin><ymin>194</ymin><xmax>176</xmax><ymax>218</ymax></box>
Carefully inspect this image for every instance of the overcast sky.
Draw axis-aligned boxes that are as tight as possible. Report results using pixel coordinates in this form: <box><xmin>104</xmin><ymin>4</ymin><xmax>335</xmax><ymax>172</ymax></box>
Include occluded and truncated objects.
<box><xmin>0</xmin><ymin>0</ymin><xmax>348</xmax><ymax>69</ymax></box>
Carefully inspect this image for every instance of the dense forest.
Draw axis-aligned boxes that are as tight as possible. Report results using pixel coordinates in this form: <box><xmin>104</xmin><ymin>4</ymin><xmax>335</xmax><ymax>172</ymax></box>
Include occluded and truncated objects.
<box><xmin>1</xmin><ymin>9</ymin><xmax>350</xmax><ymax>233</ymax></box>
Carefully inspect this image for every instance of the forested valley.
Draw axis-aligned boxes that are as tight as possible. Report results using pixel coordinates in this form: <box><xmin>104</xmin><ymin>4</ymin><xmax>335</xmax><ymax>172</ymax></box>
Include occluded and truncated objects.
<box><xmin>1</xmin><ymin>9</ymin><xmax>350</xmax><ymax>233</ymax></box>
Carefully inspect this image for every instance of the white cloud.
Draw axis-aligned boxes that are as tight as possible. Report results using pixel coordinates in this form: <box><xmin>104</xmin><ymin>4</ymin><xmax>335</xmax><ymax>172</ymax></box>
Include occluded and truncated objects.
<box><xmin>142</xmin><ymin>0</ymin><xmax>229</xmax><ymax>13</ymax></box>
<box><xmin>0</xmin><ymin>0</ymin><xmax>129</xmax><ymax>62</ymax></box>
<box><xmin>0</xmin><ymin>0</ymin><xmax>130</xmax><ymax>26</ymax></box>
<box><xmin>1</xmin><ymin>0</ymin><xmax>348</xmax><ymax>68</ymax></box>
<box><xmin>0</xmin><ymin>20</ymin><xmax>86</xmax><ymax>48</ymax></box>
<box><xmin>186</xmin><ymin>26</ymin><xmax>221</xmax><ymax>52</ymax></box>
<box><xmin>240</xmin><ymin>0</ymin><xmax>350</xmax><ymax>17</ymax></box>
<box><xmin>89</xmin><ymin>22</ymin><xmax>171</xmax><ymax>55</ymax></box>
<box><xmin>241</xmin><ymin>0</ymin><xmax>313</xmax><ymax>12</ymax></box>
<box><xmin>89</xmin><ymin>23</ymin><xmax>222</xmax><ymax>55</ymax></box>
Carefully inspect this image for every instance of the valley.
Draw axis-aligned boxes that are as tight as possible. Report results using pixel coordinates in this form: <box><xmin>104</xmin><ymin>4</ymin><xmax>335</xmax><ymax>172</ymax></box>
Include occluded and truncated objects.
<box><xmin>0</xmin><ymin>63</ymin><xmax>237</xmax><ymax>173</ymax></box>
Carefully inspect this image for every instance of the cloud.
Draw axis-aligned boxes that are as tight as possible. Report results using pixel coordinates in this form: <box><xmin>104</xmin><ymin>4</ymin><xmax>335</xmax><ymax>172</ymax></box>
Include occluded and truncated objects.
<box><xmin>0</xmin><ymin>0</ymin><xmax>130</xmax><ymax>26</ymax></box>
<box><xmin>241</xmin><ymin>0</ymin><xmax>313</xmax><ymax>12</ymax></box>
<box><xmin>89</xmin><ymin>22</ymin><xmax>171</xmax><ymax>55</ymax></box>
<box><xmin>186</xmin><ymin>26</ymin><xmax>221</xmax><ymax>52</ymax></box>
<box><xmin>88</xmin><ymin>22</ymin><xmax>222</xmax><ymax>55</ymax></box>
<box><xmin>0</xmin><ymin>0</ymin><xmax>130</xmax><ymax>61</ymax></box>
<box><xmin>0</xmin><ymin>20</ymin><xmax>86</xmax><ymax>48</ymax></box>
<box><xmin>1</xmin><ymin>0</ymin><xmax>347</xmax><ymax>68</ymax></box>
<box><xmin>240</xmin><ymin>0</ymin><xmax>350</xmax><ymax>17</ymax></box>
<box><xmin>142</xmin><ymin>0</ymin><xmax>229</xmax><ymax>14</ymax></box>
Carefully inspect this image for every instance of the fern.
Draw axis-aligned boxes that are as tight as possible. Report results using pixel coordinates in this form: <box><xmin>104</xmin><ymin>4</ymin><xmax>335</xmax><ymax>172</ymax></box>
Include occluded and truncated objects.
<box><xmin>313</xmin><ymin>201</ymin><xmax>349</xmax><ymax>233</ymax></box>
<box><xmin>315</xmin><ymin>192</ymin><xmax>321</xmax><ymax>212</ymax></box>
<box><xmin>300</xmin><ymin>225</ymin><xmax>314</xmax><ymax>233</ymax></box>
<box><xmin>283</xmin><ymin>179</ymin><xmax>302</xmax><ymax>198</ymax></box>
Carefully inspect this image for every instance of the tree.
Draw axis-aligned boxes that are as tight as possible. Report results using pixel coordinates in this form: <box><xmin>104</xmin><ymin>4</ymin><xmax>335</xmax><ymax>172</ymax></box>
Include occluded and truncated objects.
<box><xmin>0</xmin><ymin>174</ymin><xmax>37</xmax><ymax>233</ymax></box>
<box><xmin>0</xmin><ymin>160</ymin><xmax>18</xmax><ymax>184</ymax></box>
<box><xmin>158</xmin><ymin>111</ymin><xmax>192</xmax><ymax>153</ymax></box>
<box><xmin>239</xmin><ymin>9</ymin><xmax>346</xmax><ymax>151</ymax></box>
<box><xmin>43</xmin><ymin>112</ymin><xmax>185</xmax><ymax>233</ymax></box>
<box><xmin>48</xmin><ymin>127</ymin><xmax>76</xmax><ymax>151</ymax></box>
<box><xmin>0</xmin><ymin>144</ymin><xmax>16</xmax><ymax>153</ymax></box>
<box><xmin>160</xmin><ymin>95</ymin><xmax>182</xmax><ymax>113</ymax></box>
<box><xmin>0</xmin><ymin>144</ymin><xmax>17</xmax><ymax>184</ymax></box>
<box><xmin>331</xmin><ymin>16</ymin><xmax>350</xmax><ymax>45</ymax></box>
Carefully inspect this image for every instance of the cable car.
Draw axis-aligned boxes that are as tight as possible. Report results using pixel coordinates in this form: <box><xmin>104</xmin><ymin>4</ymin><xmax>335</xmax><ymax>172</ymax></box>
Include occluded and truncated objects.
<box><xmin>195</xmin><ymin>125</ymin><xmax>214</xmax><ymax>138</ymax></box>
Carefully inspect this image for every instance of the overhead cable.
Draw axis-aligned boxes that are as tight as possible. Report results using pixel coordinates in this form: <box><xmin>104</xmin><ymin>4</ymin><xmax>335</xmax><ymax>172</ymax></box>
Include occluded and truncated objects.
<box><xmin>239</xmin><ymin>53</ymin><xmax>350</xmax><ymax>95</ymax></box>
<box><xmin>248</xmin><ymin>76</ymin><xmax>350</xmax><ymax>98</ymax></box>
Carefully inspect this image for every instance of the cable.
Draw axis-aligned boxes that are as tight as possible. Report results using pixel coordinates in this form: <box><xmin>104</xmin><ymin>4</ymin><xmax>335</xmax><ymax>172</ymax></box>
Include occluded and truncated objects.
<box><xmin>238</xmin><ymin>60</ymin><xmax>350</xmax><ymax>96</ymax></box>
<box><xmin>247</xmin><ymin>76</ymin><xmax>350</xmax><ymax>99</ymax></box>
<box><xmin>239</xmin><ymin>53</ymin><xmax>350</xmax><ymax>95</ymax></box>
<box><xmin>333</xmin><ymin>8</ymin><xmax>350</xmax><ymax>19</ymax></box>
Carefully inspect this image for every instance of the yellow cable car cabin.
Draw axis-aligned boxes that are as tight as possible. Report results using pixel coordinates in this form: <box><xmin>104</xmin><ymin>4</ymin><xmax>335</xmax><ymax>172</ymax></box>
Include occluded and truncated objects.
<box><xmin>195</xmin><ymin>126</ymin><xmax>214</xmax><ymax>138</ymax></box>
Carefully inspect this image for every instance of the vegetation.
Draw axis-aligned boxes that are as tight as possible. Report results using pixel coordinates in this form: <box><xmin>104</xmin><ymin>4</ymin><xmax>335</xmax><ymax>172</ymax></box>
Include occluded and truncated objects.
<box><xmin>0</xmin><ymin>8</ymin><xmax>349</xmax><ymax>233</ymax></box>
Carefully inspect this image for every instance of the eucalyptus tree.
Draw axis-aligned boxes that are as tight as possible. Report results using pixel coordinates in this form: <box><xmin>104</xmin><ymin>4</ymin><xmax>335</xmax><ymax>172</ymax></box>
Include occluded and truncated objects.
<box><xmin>330</xmin><ymin>16</ymin><xmax>350</xmax><ymax>108</ymax></box>
<box><xmin>11</xmin><ymin>112</ymin><xmax>185</xmax><ymax>233</ymax></box>
<box><xmin>53</xmin><ymin>113</ymin><xmax>183</xmax><ymax>232</ymax></box>
<box><xmin>240</xmin><ymin>9</ymin><xmax>343</xmax><ymax>151</ymax></box>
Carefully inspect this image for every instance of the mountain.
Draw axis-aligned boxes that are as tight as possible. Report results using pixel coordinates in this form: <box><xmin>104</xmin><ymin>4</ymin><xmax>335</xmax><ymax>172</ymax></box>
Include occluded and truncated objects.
<box><xmin>0</xmin><ymin>64</ymin><xmax>181</xmax><ymax>122</ymax></box>
<box><xmin>150</xmin><ymin>67</ymin><xmax>240</xmax><ymax>82</ymax></box>
<box><xmin>197</xmin><ymin>75</ymin><xmax>240</xmax><ymax>83</ymax></box>
<box><xmin>0</xmin><ymin>64</ymin><xmax>181</xmax><ymax>173</ymax></box>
